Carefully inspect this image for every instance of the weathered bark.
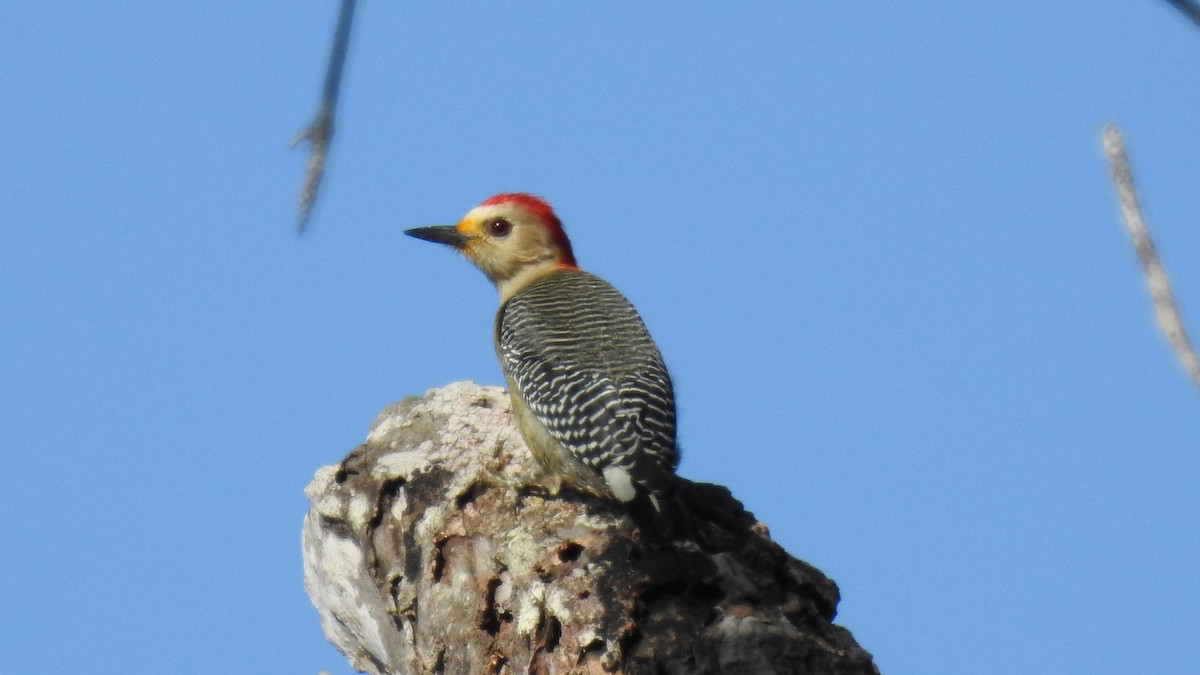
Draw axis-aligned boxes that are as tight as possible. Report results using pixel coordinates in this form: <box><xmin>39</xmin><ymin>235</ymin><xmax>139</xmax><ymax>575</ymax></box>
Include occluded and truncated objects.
<box><xmin>303</xmin><ymin>381</ymin><xmax>877</xmax><ymax>674</ymax></box>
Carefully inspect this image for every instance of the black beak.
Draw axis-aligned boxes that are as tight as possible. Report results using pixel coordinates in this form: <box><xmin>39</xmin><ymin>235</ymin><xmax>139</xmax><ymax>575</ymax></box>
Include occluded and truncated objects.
<box><xmin>405</xmin><ymin>225</ymin><xmax>469</xmax><ymax>249</ymax></box>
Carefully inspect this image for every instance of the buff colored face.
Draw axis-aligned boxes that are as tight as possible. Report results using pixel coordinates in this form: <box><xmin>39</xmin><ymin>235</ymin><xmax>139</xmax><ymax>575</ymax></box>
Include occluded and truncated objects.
<box><xmin>450</xmin><ymin>202</ymin><xmax>565</xmax><ymax>283</ymax></box>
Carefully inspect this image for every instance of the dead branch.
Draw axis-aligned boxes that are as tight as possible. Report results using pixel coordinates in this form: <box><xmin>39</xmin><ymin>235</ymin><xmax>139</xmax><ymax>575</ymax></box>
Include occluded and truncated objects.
<box><xmin>1162</xmin><ymin>0</ymin><xmax>1200</xmax><ymax>30</ymax></box>
<box><xmin>293</xmin><ymin>0</ymin><xmax>357</xmax><ymax>233</ymax></box>
<box><xmin>1102</xmin><ymin>124</ymin><xmax>1200</xmax><ymax>391</ymax></box>
<box><xmin>303</xmin><ymin>382</ymin><xmax>878</xmax><ymax>674</ymax></box>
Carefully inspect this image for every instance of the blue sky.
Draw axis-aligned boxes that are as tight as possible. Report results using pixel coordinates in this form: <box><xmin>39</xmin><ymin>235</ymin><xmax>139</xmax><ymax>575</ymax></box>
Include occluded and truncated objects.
<box><xmin>2</xmin><ymin>3</ymin><xmax>1198</xmax><ymax>674</ymax></box>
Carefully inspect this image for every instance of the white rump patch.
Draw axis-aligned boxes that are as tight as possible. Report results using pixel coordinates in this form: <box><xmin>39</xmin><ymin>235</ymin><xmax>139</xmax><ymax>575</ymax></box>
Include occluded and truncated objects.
<box><xmin>602</xmin><ymin>466</ymin><xmax>636</xmax><ymax>502</ymax></box>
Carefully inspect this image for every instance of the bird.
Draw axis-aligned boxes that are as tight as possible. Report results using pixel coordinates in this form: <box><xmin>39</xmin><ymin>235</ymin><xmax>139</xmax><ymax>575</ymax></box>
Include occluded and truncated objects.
<box><xmin>405</xmin><ymin>193</ymin><xmax>679</xmax><ymax>521</ymax></box>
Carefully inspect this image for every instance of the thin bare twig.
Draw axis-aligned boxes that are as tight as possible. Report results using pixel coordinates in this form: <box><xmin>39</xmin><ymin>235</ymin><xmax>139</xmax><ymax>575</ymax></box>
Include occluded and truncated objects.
<box><xmin>293</xmin><ymin>0</ymin><xmax>357</xmax><ymax>233</ymax></box>
<box><xmin>1162</xmin><ymin>0</ymin><xmax>1200</xmax><ymax>30</ymax></box>
<box><xmin>1102</xmin><ymin>124</ymin><xmax>1200</xmax><ymax>391</ymax></box>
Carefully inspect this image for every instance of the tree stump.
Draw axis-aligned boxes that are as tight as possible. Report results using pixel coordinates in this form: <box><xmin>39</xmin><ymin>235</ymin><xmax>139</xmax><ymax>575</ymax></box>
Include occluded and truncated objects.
<box><xmin>303</xmin><ymin>381</ymin><xmax>877</xmax><ymax>674</ymax></box>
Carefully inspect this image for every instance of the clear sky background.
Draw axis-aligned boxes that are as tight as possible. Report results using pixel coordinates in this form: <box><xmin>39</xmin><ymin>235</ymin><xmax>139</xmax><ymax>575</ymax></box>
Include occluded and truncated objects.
<box><xmin>2</xmin><ymin>3</ymin><xmax>1198</xmax><ymax>674</ymax></box>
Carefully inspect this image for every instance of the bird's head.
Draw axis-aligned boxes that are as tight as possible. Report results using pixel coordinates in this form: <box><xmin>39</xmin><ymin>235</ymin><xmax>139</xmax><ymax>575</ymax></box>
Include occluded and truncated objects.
<box><xmin>406</xmin><ymin>193</ymin><xmax>577</xmax><ymax>298</ymax></box>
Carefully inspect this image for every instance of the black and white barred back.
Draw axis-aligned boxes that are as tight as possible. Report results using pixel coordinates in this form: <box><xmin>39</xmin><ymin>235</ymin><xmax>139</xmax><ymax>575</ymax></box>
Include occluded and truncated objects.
<box><xmin>496</xmin><ymin>269</ymin><xmax>678</xmax><ymax>499</ymax></box>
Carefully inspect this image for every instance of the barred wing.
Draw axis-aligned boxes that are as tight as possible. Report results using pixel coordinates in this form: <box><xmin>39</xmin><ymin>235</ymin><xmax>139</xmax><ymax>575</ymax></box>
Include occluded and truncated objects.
<box><xmin>497</xmin><ymin>270</ymin><xmax>678</xmax><ymax>496</ymax></box>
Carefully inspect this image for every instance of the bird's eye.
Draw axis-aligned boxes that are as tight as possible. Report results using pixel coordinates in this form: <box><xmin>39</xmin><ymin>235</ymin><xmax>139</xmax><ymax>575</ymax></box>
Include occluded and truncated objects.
<box><xmin>486</xmin><ymin>218</ymin><xmax>513</xmax><ymax>238</ymax></box>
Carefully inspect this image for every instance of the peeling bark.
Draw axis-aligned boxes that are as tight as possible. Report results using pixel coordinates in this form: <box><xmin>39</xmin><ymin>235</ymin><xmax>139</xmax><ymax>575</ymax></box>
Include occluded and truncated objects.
<box><xmin>303</xmin><ymin>381</ymin><xmax>877</xmax><ymax>674</ymax></box>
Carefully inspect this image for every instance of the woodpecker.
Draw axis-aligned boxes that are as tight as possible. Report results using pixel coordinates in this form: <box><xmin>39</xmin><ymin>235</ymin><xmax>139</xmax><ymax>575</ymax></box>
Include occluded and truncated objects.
<box><xmin>405</xmin><ymin>193</ymin><xmax>678</xmax><ymax>512</ymax></box>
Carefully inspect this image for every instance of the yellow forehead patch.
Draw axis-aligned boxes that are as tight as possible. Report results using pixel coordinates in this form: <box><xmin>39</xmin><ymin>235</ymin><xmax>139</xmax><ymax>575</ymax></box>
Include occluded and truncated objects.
<box><xmin>454</xmin><ymin>216</ymin><xmax>480</xmax><ymax>236</ymax></box>
<box><xmin>457</xmin><ymin>204</ymin><xmax>515</xmax><ymax>238</ymax></box>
